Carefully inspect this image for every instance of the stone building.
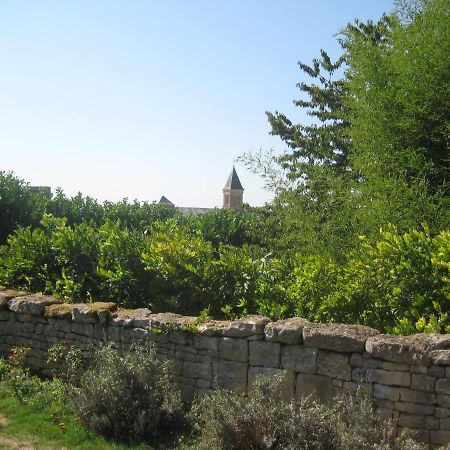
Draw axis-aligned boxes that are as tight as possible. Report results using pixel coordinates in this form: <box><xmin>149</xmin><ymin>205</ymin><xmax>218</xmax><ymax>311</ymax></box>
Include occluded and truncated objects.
<box><xmin>159</xmin><ymin>167</ymin><xmax>244</xmax><ymax>214</ymax></box>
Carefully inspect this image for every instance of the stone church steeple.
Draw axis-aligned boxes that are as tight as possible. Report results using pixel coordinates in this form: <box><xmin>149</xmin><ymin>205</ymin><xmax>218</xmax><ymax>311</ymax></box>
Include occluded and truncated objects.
<box><xmin>223</xmin><ymin>167</ymin><xmax>244</xmax><ymax>209</ymax></box>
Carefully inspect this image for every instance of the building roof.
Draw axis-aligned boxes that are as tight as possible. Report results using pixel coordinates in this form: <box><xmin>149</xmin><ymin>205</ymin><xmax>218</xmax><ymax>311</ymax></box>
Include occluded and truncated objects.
<box><xmin>159</xmin><ymin>195</ymin><xmax>175</xmax><ymax>207</ymax></box>
<box><xmin>223</xmin><ymin>167</ymin><xmax>244</xmax><ymax>191</ymax></box>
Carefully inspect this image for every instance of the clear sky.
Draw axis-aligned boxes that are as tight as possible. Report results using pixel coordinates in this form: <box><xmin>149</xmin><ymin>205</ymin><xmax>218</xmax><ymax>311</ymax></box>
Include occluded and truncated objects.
<box><xmin>1</xmin><ymin>0</ymin><xmax>394</xmax><ymax>207</ymax></box>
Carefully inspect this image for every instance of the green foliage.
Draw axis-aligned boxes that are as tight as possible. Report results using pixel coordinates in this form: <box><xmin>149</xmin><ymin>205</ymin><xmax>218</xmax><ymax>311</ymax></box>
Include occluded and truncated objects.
<box><xmin>73</xmin><ymin>343</ymin><xmax>183</xmax><ymax>444</ymax></box>
<box><xmin>47</xmin><ymin>342</ymin><xmax>84</xmax><ymax>386</ymax></box>
<box><xmin>190</xmin><ymin>374</ymin><xmax>423</xmax><ymax>450</ymax></box>
<box><xmin>0</xmin><ymin>171</ymin><xmax>49</xmax><ymax>244</ymax></box>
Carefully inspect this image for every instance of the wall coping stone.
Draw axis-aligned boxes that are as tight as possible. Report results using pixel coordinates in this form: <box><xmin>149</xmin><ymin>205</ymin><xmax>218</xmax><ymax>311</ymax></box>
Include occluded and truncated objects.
<box><xmin>7</xmin><ymin>295</ymin><xmax>61</xmax><ymax>316</ymax></box>
<box><xmin>265</xmin><ymin>318</ymin><xmax>311</xmax><ymax>344</ymax></box>
<box><xmin>303</xmin><ymin>323</ymin><xmax>379</xmax><ymax>353</ymax></box>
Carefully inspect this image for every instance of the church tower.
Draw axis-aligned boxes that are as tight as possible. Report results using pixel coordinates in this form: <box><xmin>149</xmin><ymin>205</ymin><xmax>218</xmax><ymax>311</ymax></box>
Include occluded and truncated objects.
<box><xmin>223</xmin><ymin>167</ymin><xmax>244</xmax><ymax>209</ymax></box>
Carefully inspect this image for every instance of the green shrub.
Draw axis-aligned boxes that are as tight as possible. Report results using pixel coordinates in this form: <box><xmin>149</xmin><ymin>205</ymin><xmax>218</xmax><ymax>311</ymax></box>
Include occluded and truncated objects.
<box><xmin>190</xmin><ymin>374</ymin><xmax>424</xmax><ymax>450</ymax></box>
<box><xmin>72</xmin><ymin>343</ymin><xmax>183</xmax><ymax>443</ymax></box>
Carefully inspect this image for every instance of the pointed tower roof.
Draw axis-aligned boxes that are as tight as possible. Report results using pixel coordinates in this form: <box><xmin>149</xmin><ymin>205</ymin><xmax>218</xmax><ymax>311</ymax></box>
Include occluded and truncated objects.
<box><xmin>159</xmin><ymin>195</ymin><xmax>175</xmax><ymax>207</ymax></box>
<box><xmin>224</xmin><ymin>167</ymin><xmax>244</xmax><ymax>190</ymax></box>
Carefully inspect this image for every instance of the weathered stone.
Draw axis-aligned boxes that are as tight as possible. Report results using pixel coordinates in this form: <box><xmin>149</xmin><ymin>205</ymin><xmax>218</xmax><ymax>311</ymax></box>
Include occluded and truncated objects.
<box><xmin>317</xmin><ymin>350</ymin><xmax>351</xmax><ymax>381</ymax></box>
<box><xmin>8</xmin><ymin>295</ymin><xmax>60</xmax><ymax>316</ymax></box>
<box><xmin>303</xmin><ymin>323</ymin><xmax>379</xmax><ymax>353</ymax></box>
<box><xmin>249</xmin><ymin>341</ymin><xmax>280</xmax><ymax>368</ymax></box>
<box><xmin>399</xmin><ymin>388</ymin><xmax>436</xmax><ymax>405</ymax></box>
<box><xmin>429</xmin><ymin>366</ymin><xmax>445</xmax><ymax>377</ymax></box>
<box><xmin>111</xmin><ymin>308</ymin><xmax>152</xmax><ymax>327</ymax></box>
<box><xmin>212</xmin><ymin>360</ymin><xmax>248</xmax><ymax>393</ymax></box>
<box><xmin>410</xmin><ymin>365</ymin><xmax>428</xmax><ymax>374</ymax></box>
<box><xmin>72</xmin><ymin>302</ymin><xmax>117</xmax><ymax>324</ymax></box>
<box><xmin>219</xmin><ymin>337</ymin><xmax>248</xmax><ymax>362</ymax></box>
<box><xmin>264</xmin><ymin>318</ymin><xmax>310</xmax><ymax>344</ymax></box>
<box><xmin>350</xmin><ymin>353</ymin><xmax>383</xmax><ymax>369</ymax></box>
<box><xmin>398</xmin><ymin>413</ymin><xmax>438</xmax><ymax>430</ymax></box>
<box><xmin>193</xmin><ymin>335</ymin><xmax>219</xmax><ymax>352</ymax></box>
<box><xmin>148</xmin><ymin>313</ymin><xmax>197</xmax><ymax>330</ymax></box>
<box><xmin>45</xmin><ymin>303</ymin><xmax>74</xmax><ymax>319</ymax></box>
<box><xmin>411</xmin><ymin>373</ymin><xmax>436</xmax><ymax>392</ymax></box>
<box><xmin>197</xmin><ymin>320</ymin><xmax>229</xmax><ymax>336</ymax></box>
<box><xmin>0</xmin><ymin>290</ymin><xmax>27</xmax><ymax>309</ymax></box>
<box><xmin>373</xmin><ymin>384</ymin><xmax>401</xmax><ymax>401</ymax></box>
<box><xmin>281</xmin><ymin>345</ymin><xmax>317</xmax><ymax>374</ymax></box>
<box><xmin>296</xmin><ymin>373</ymin><xmax>342</xmax><ymax>404</ymax></box>
<box><xmin>394</xmin><ymin>401</ymin><xmax>435</xmax><ymax>416</ymax></box>
<box><xmin>437</xmin><ymin>379</ymin><xmax>450</xmax><ymax>395</ymax></box>
<box><xmin>248</xmin><ymin>367</ymin><xmax>295</xmax><ymax>398</ymax></box>
<box><xmin>196</xmin><ymin>378</ymin><xmax>211</xmax><ymax>388</ymax></box>
<box><xmin>431</xmin><ymin>350</ymin><xmax>450</xmax><ymax>365</ymax></box>
<box><xmin>71</xmin><ymin>322</ymin><xmax>94</xmax><ymax>337</ymax></box>
<box><xmin>431</xmin><ymin>430</ymin><xmax>450</xmax><ymax>446</ymax></box>
<box><xmin>436</xmin><ymin>407</ymin><xmax>450</xmax><ymax>418</ymax></box>
<box><xmin>223</xmin><ymin>315</ymin><xmax>271</xmax><ymax>338</ymax></box>
<box><xmin>382</xmin><ymin>361</ymin><xmax>409</xmax><ymax>371</ymax></box>
<box><xmin>366</xmin><ymin>335</ymin><xmax>432</xmax><ymax>365</ymax></box>
<box><xmin>183</xmin><ymin>361</ymin><xmax>211</xmax><ymax>380</ymax></box>
<box><xmin>367</xmin><ymin>369</ymin><xmax>411</xmax><ymax>387</ymax></box>
<box><xmin>440</xmin><ymin>418</ymin><xmax>450</xmax><ymax>430</ymax></box>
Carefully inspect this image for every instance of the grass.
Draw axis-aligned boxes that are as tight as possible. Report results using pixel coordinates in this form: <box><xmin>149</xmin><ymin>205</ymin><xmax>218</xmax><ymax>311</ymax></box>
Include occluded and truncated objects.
<box><xmin>0</xmin><ymin>388</ymin><xmax>165</xmax><ymax>449</ymax></box>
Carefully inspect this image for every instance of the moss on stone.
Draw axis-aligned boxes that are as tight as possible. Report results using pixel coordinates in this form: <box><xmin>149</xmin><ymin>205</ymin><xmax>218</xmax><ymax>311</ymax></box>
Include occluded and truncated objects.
<box><xmin>45</xmin><ymin>303</ymin><xmax>75</xmax><ymax>319</ymax></box>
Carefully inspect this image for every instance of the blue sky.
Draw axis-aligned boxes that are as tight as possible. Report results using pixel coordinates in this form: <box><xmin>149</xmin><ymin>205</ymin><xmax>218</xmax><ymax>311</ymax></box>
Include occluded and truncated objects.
<box><xmin>1</xmin><ymin>0</ymin><xmax>394</xmax><ymax>207</ymax></box>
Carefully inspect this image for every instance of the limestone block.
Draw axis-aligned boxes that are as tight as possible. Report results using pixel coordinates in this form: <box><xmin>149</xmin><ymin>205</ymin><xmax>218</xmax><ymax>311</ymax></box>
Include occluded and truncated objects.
<box><xmin>17</xmin><ymin>313</ymin><xmax>31</xmax><ymax>322</ymax></box>
<box><xmin>398</xmin><ymin>413</ymin><xmax>438</xmax><ymax>430</ymax></box>
<box><xmin>437</xmin><ymin>396</ymin><xmax>450</xmax><ymax>411</ymax></box>
<box><xmin>249</xmin><ymin>341</ymin><xmax>280</xmax><ymax>368</ymax></box>
<box><xmin>222</xmin><ymin>315</ymin><xmax>270</xmax><ymax>338</ymax></box>
<box><xmin>394</xmin><ymin>401</ymin><xmax>435</xmax><ymax>416</ymax></box>
<box><xmin>175</xmin><ymin>351</ymin><xmax>197</xmax><ymax>363</ymax></box>
<box><xmin>296</xmin><ymin>373</ymin><xmax>342</xmax><ymax>404</ymax></box>
<box><xmin>264</xmin><ymin>318</ymin><xmax>310</xmax><ymax>344</ymax></box>
<box><xmin>45</xmin><ymin>304</ymin><xmax>74</xmax><ymax>320</ymax></box>
<box><xmin>183</xmin><ymin>361</ymin><xmax>211</xmax><ymax>380</ymax></box>
<box><xmin>431</xmin><ymin>430</ymin><xmax>450</xmax><ymax>446</ymax></box>
<box><xmin>436</xmin><ymin>378</ymin><xmax>450</xmax><ymax>395</ymax></box>
<box><xmin>411</xmin><ymin>373</ymin><xmax>436</xmax><ymax>392</ymax></box>
<box><xmin>196</xmin><ymin>378</ymin><xmax>211</xmax><ymax>388</ymax></box>
<box><xmin>303</xmin><ymin>323</ymin><xmax>379</xmax><ymax>353</ymax></box>
<box><xmin>351</xmin><ymin>367</ymin><xmax>367</xmax><ymax>383</ymax></box>
<box><xmin>382</xmin><ymin>361</ymin><xmax>409</xmax><ymax>371</ymax></box>
<box><xmin>197</xmin><ymin>320</ymin><xmax>229</xmax><ymax>337</ymax></box>
<box><xmin>0</xmin><ymin>289</ymin><xmax>27</xmax><ymax>310</ymax></box>
<box><xmin>8</xmin><ymin>295</ymin><xmax>60</xmax><ymax>316</ymax></box>
<box><xmin>219</xmin><ymin>337</ymin><xmax>248</xmax><ymax>362</ymax></box>
<box><xmin>212</xmin><ymin>360</ymin><xmax>248</xmax><ymax>393</ymax></box>
<box><xmin>22</xmin><ymin>322</ymin><xmax>36</xmax><ymax>335</ymax></box>
<box><xmin>43</xmin><ymin>324</ymin><xmax>57</xmax><ymax>337</ymax></box>
<box><xmin>431</xmin><ymin>351</ymin><xmax>450</xmax><ymax>365</ymax></box>
<box><xmin>72</xmin><ymin>302</ymin><xmax>117</xmax><ymax>324</ymax></box>
<box><xmin>373</xmin><ymin>384</ymin><xmax>401</xmax><ymax>401</ymax></box>
<box><xmin>342</xmin><ymin>381</ymin><xmax>372</xmax><ymax>394</ymax></box>
<box><xmin>71</xmin><ymin>322</ymin><xmax>94</xmax><ymax>337</ymax></box>
<box><xmin>410</xmin><ymin>365</ymin><xmax>428</xmax><ymax>374</ymax></box>
<box><xmin>281</xmin><ymin>345</ymin><xmax>317</xmax><ymax>374</ymax></box>
<box><xmin>436</xmin><ymin>407</ymin><xmax>450</xmax><ymax>418</ymax></box>
<box><xmin>248</xmin><ymin>367</ymin><xmax>295</xmax><ymax>397</ymax></box>
<box><xmin>399</xmin><ymin>388</ymin><xmax>436</xmax><ymax>405</ymax></box>
<box><xmin>350</xmin><ymin>353</ymin><xmax>383</xmax><ymax>369</ymax></box>
<box><xmin>193</xmin><ymin>335</ymin><xmax>219</xmax><ymax>352</ymax></box>
<box><xmin>54</xmin><ymin>319</ymin><xmax>72</xmax><ymax>334</ymax></box>
<box><xmin>148</xmin><ymin>313</ymin><xmax>197</xmax><ymax>330</ymax></box>
<box><xmin>429</xmin><ymin>366</ymin><xmax>445</xmax><ymax>377</ymax></box>
<box><xmin>146</xmin><ymin>332</ymin><xmax>169</xmax><ymax>344</ymax></box>
<box><xmin>128</xmin><ymin>327</ymin><xmax>149</xmax><ymax>341</ymax></box>
<box><xmin>169</xmin><ymin>331</ymin><xmax>193</xmax><ymax>346</ymax></box>
<box><xmin>447</xmin><ymin>367</ymin><xmax>450</xmax><ymax>379</ymax></box>
<box><xmin>179</xmin><ymin>382</ymin><xmax>195</xmax><ymax>403</ymax></box>
<box><xmin>317</xmin><ymin>350</ymin><xmax>351</xmax><ymax>381</ymax></box>
<box><xmin>111</xmin><ymin>308</ymin><xmax>152</xmax><ymax>327</ymax></box>
<box><xmin>440</xmin><ymin>418</ymin><xmax>450</xmax><ymax>430</ymax></box>
<box><xmin>367</xmin><ymin>369</ymin><xmax>411</xmax><ymax>387</ymax></box>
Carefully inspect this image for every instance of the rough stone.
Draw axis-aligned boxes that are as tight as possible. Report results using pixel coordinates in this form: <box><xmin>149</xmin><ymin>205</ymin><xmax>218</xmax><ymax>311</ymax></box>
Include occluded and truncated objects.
<box><xmin>436</xmin><ymin>379</ymin><xmax>450</xmax><ymax>395</ymax></box>
<box><xmin>223</xmin><ymin>315</ymin><xmax>271</xmax><ymax>338</ymax></box>
<box><xmin>394</xmin><ymin>401</ymin><xmax>435</xmax><ymax>416</ymax></box>
<box><xmin>399</xmin><ymin>388</ymin><xmax>436</xmax><ymax>405</ymax></box>
<box><xmin>373</xmin><ymin>384</ymin><xmax>401</xmax><ymax>401</ymax></box>
<box><xmin>411</xmin><ymin>374</ymin><xmax>436</xmax><ymax>392</ymax></box>
<box><xmin>0</xmin><ymin>289</ymin><xmax>28</xmax><ymax>309</ymax></box>
<box><xmin>431</xmin><ymin>430</ymin><xmax>450</xmax><ymax>446</ymax></box>
<box><xmin>8</xmin><ymin>295</ymin><xmax>60</xmax><ymax>316</ymax></box>
<box><xmin>219</xmin><ymin>337</ymin><xmax>248</xmax><ymax>362</ymax></box>
<box><xmin>303</xmin><ymin>323</ymin><xmax>379</xmax><ymax>353</ymax></box>
<box><xmin>367</xmin><ymin>369</ymin><xmax>411</xmax><ymax>387</ymax></box>
<box><xmin>212</xmin><ymin>360</ymin><xmax>248</xmax><ymax>393</ymax></box>
<box><xmin>296</xmin><ymin>373</ymin><xmax>342</xmax><ymax>404</ymax></box>
<box><xmin>148</xmin><ymin>313</ymin><xmax>197</xmax><ymax>329</ymax></box>
<box><xmin>431</xmin><ymin>350</ymin><xmax>450</xmax><ymax>365</ymax></box>
<box><xmin>248</xmin><ymin>367</ymin><xmax>295</xmax><ymax>398</ymax></box>
<box><xmin>72</xmin><ymin>302</ymin><xmax>117</xmax><ymax>324</ymax></box>
<box><xmin>111</xmin><ymin>308</ymin><xmax>152</xmax><ymax>327</ymax></box>
<box><xmin>197</xmin><ymin>320</ymin><xmax>229</xmax><ymax>336</ymax></box>
<box><xmin>317</xmin><ymin>350</ymin><xmax>351</xmax><ymax>381</ymax></box>
<box><xmin>264</xmin><ymin>318</ymin><xmax>310</xmax><ymax>344</ymax></box>
<box><xmin>183</xmin><ymin>361</ymin><xmax>211</xmax><ymax>380</ymax></box>
<box><xmin>249</xmin><ymin>341</ymin><xmax>280</xmax><ymax>368</ymax></box>
<box><xmin>398</xmin><ymin>413</ymin><xmax>438</xmax><ymax>430</ymax></box>
<box><xmin>281</xmin><ymin>345</ymin><xmax>317</xmax><ymax>374</ymax></box>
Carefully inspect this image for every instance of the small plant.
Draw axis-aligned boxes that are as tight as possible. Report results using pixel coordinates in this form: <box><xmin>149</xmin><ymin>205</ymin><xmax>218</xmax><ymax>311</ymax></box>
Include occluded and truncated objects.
<box><xmin>72</xmin><ymin>342</ymin><xmax>184</xmax><ymax>443</ymax></box>
<box><xmin>47</xmin><ymin>342</ymin><xmax>84</xmax><ymax>386</ymax></box>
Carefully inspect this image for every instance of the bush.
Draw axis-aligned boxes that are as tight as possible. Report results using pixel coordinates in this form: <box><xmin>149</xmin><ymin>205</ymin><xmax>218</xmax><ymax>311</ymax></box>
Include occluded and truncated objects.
<box><xmin>190</xmin><ymin>374</ymin><xmax>424</xmax><ymax>450</ymax></box>
<box><xmin>72</xmin><ymin>343</ymin><xmax>183</xmax><ymax>443</ymax></box>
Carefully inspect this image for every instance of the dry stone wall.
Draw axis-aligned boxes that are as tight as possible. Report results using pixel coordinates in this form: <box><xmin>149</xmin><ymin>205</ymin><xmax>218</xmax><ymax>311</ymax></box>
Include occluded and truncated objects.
<box><xmin>1</xmin><ymin>288</ymin><xmax>450</xmax><ymax>446</ymax></box>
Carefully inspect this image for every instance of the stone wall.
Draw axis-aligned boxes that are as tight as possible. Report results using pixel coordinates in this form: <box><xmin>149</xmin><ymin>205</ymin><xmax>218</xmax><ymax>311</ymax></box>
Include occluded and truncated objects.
<box><xmin>1</xmin><ymin>288</ymin><xmax>450</xmax><ymax>446</ymax></box>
